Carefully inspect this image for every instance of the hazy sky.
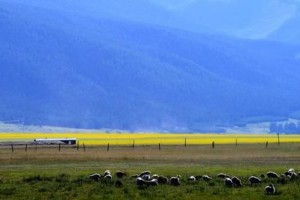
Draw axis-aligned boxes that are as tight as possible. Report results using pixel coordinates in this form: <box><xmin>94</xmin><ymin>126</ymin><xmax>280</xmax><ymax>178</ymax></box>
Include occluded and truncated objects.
<box><xmin>2</xmin><ymin>0</ymin><xmax>299</xmax><ymax>41</ymax></box>
<box><xmin>148</xmin><ymin>0</ymin><xmax>299</xmax><ymax>39</ymax></box>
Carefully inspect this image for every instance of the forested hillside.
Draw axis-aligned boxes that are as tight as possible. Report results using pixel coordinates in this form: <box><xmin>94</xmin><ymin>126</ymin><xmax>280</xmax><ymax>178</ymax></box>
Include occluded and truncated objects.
<box><xmin>1</xmin><ymin>0</ymin><xmax>300</xmax><ymax>132</ymax></box>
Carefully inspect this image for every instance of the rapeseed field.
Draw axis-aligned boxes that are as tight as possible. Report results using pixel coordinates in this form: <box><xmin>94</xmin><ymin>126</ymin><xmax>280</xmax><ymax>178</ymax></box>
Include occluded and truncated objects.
<box><xmin>1</xmin><ymin>133</ymin><xmax>300</xmax><ymax>145</ymax></box>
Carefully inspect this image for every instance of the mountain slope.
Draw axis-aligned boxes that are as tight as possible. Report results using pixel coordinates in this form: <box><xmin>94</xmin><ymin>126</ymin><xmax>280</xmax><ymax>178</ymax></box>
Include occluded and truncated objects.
<box><xmin>1</xmin><ymin>1</ymin><xmax>300</xmax><ymax>132</ymax></box>
<box><xmin>267</xmin><ymin>9</ymin><xmax>300</xmax><ymax>44</ymax></box>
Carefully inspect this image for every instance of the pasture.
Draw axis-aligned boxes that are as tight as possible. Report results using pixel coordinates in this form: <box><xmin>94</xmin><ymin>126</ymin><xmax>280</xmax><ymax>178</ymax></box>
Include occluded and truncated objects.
<box><xmin>0</xmin><ymin>133</ymin><xmax>300</xmax><ymax>199</ymax></box>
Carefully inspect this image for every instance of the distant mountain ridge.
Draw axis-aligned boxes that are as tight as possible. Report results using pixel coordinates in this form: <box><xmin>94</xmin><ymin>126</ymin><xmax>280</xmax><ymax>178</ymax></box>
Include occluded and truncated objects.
<box><xmin>5</xmin><ymin>0</ymin><xmax>300</xmax><ymax>43</ymax></box>
<box><xmin>1</xmin><ymin>0</ymin><xmax>300</xmax><ymax>132</ymax></box>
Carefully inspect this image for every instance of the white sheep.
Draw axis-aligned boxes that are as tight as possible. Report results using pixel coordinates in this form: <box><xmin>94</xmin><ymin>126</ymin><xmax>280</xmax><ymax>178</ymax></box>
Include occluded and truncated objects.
<box><xmin>89</xmin><ymin>173</ymin><xmax>101</xmax><ymax>182</ymax></box>
<box><xmin>232</xmin><ymin>176</ymin><xmax>242</xmax><ymax>187</ymax></box>
<box><xmin>187</xmin><ymin>176</ymin><xmax>196</xmax><ymax>182</ymax></box>
<box><xmin>170</xmin><ymin>176</ymin><xmax>180</xmax><ymax>186</ymax></box>
<box><xmin>224</xmin><ymin>177</ymin><xmax>233</xmax><ymax>187</ymax></box>
<box><xmin>249</xmin><ymin>176</ymin><xmax>262</xmax><ymax>185</ymax></box>
<box><xmin>116</xmin><ymin>171</ymin><xmax>127</xmax><ymax>179</ymax></box>
<box><xmin>136</xmin><ymin>177</ymin><xmax>147</xmax><ymax>188</ymax></box>
<box><xmin>103</xmin><ymin>170</ymin><xmax>111</xmax><ymax>176</ymax></box>
<box><xmin>217</xmin><ymin>173</ymin><xmax>229</xmax><ymax>179</ymax></box>
<box><xmin>158</xmin><ymin>176</ymin><xmax>168</xmax><ymax>184</ymax></box>
<box><xmin>142</xmin><ymin>174</ymin><xmax>151</xmax><ymax>181</ymax></box>
<box><xmin>290</xmin><ymin>172</ymin><xmax>298</xmax><ymax>180</ymax></box>
<box><xmin>147</xmin><ymin>179</ymin><xmax>158</xmax><ymax>186</ymax></box>
<box><xmin>283</xmin><ymin>168</ymin><xmax>296</xmax><ymax>177</ymax></box>
<box><xmin>195</xmin><ymin>175</ymin><xmax>202</xmax><ymax>181</ymax></box>
<box><xmin>104</xmin><ymin>173</ymin><xmax>112</xmax><ymax>182</ymax></box>
<box><xmin>265</xmin><ymin>184</ymin><xmax>276</xmax><ymax>195</ymax></box>
<box><xmin>139</xmin><ymin>171</ymin><xmax>151</xmax><ymax>177</ymax></box>
<box><xmin>136</xmin><ymin>177</ymin><xmax>158</xmax><ymax>188</ymax></box>
<box><xmin>266</xmin><ymin>171</ymin><xmax>279</xmax><ymax>178</ymax></box>
<box><xmin>152</xmin><ymin>174</ymin><xmax>159</xmax><ymax>179</ymax></box>
<box><xmin>202</xmin><ymin>175</ymin><xmax>212</xmax><ymax>182</ymax></box>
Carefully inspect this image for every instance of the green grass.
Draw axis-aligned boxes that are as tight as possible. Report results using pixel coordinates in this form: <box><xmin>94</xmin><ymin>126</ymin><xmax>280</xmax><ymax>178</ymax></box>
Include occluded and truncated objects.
<box><xmin>0</xmin><ymin>143</ymin><xmax>300</xmax><ymax>199</ymax></box>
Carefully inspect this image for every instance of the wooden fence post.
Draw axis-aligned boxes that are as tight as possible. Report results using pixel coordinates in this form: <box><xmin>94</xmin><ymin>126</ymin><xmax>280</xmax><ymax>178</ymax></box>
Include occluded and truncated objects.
<box><xmin>235</xmin><ymin>138</ymin><xmax>238</xmax><ymax>147</ymax></box>
<box><xmin>77</xmin><ymin>141</ymin><xmax>79</xmax><ymax>151</ymax></box>
<box><xmin>266</xmin><ymin>141</ymin><xmax>268</xmax><ymax>148</ymax></box>
<box><xmin>107</xmin><ymin>143</ymin><xmax>110</xmax><ymax>151</ymax></box>
<box><xmin>83</xmin><ymin>143</ymin><xmax>86</xmax><ymax>152</ymax></box>
<box><xmin>59</xmin><ymin>143</ymin><xmax>61</xmax><ymax>151</ymax></box>
<box><xmin>159</xmin><ymin>143</ymin><xmax>161</xmax><ymax>151</ymax></box>
<box><xmin>25</xmin><ymin>144</ymin><xmax>28</xmax><ymax>152</ymax></box>
<box><xmin>11</xmin><ymin>144</ymin><xmax>14</xmax><ymax>153</ymax></box>
<box><xmin>132</xmin><ymin>139</ymin><xmax>135</xmax><ymax>149</ymax></box>
<box><xmin>184</xmin><ymin>137</ymin><xmax>187</xmax><ymax>147</ymax></box>
<box><xmin>212</xmin><ymin>141</ymin><xmax>215</xmax><ymax>149</ymax></box>
<box><xmin>277</xmin><ymin>133</ymin><xmax>280</xmax><ymax>146</ymax></box>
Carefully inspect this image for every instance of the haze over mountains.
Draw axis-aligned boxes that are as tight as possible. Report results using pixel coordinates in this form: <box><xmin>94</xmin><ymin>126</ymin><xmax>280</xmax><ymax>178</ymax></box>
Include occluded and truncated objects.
<box><xmin>1</xmin><ymin>0</ymin><xmax>300</xmax><ymax>133</ymax></box>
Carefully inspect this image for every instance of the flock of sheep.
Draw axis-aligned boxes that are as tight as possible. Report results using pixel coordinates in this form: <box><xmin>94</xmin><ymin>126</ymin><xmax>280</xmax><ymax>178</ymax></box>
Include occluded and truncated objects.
<box><xmin>89</xmin><ymin>168</ymin><xmax>299</xmax><ymax>195</ymax></box>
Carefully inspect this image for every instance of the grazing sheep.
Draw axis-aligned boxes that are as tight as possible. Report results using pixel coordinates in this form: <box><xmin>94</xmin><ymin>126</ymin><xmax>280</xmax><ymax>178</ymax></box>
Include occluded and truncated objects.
<box><xmin>202</xmin><ymin>175</ymin><xmax>212</xmax><ymax>182</ymax></box>
<box><xmin>195</xmin><ymin>175</ymin><xmax>202</xmax><ymax>181</ymax></box>
<box><xmin>139</xmin><ymin>171</ymin><xmax>151</xmax><ymax>177</ymax></box>
<box><xmin>136</xmin><ymin>177</ymin><xmax>158</xmax><ymax>188</ymax></box>
<box><xmin>280</xmin><ymin>174</ymin><xmax>286</xmax><ymax>179</ymax></box>
<box><xmin>142</xmin><ymin>174</ymin><xmax>151</xmax><ymax>181</ymax></box>
<box><xmin>284</xmin><ymin>171</ymin><xmax>291</xmax><ymax>176</ymax></box>
<box><xmin>89</xmin><ymin>173</ymin><xmax>101</xmax><ymax>182</ymax></box>
<box><xmin>224</xmin><ymin>178</ymin><xmax>233</xmax><ymax>187</ymax></box>
<box><xmin>217</xmin><ymin>173</ymin><xmax>229</xmax><ymax>179</ymax></box>
<box><xmin>103</xmin><ymin>170</ymin><xmax>111</xmax><ymax>176</ymax></box>
<box><xmin>283</xmin><ymin>168</ymin><xmax>295</xmax><ymax>177</ymax></box>
<box><xmin>136</xmin><ymin>177</ymin><xmax>147</xmax><ymax>188</ymax></box>
<box><xmin>158</xmin><ymin>176</ymin><xmax>168</xmax><ymax>184</ymax></box>
<box><xmin>116</xmin><ymin>171</ymin><xmax>127</xmax><ymax>179</ymax></box>
<box><xmin>104</xmin><ymin>174</ymin><xmax>112</xmax><ymax>183</ymax></box>
<box><xmin>170</xmin><ymin>176</ymin><xmax>181</xmax><ymax>186</ymax></box>
<box><xmin>115</xmin><ymin>179</ymin><xmax>123</xmax><ymax>188</ymax></box>
<box><xmin>249</xmin><ymin>176</ymin><xmax>262</xmax><ymax>185</ymax></box>
<box><xmin>277</xmin><ymin>175</ymin><xmax>287</xmax><ymax>184</ymax></box>
<box><xmin>232</xmin><ymin>176</ymin><xmax>242</xmax><ymax>187</ymax></box>
<box><xmin>265</xmin><ymin>184</ymin><xmax>276</xmax><ymax>195</ymax></box>
<box><xmin>290</xmin><ymin>172</ymin><xmax>298</xmax><ymax>180</ymax></box>
<box><xmin>147</xmin><ymin>179</ymin><xmax>158</xmax><ymax>186</ymax></box>
<box><xmin>267</xmin><ymin>171</ymin><xmax>279</xmax><ymax>179</ymax></box>
<box><xmin>152</xmin><ymin>174</ymin><xmax>159</xmax><ymax>179</ymax></box>
<box><xmin>283</xmin><ymin>169</ymin><xmax>297</xmax><ymax>180</ymax></box>
<box><xmin>187</xmin><ymin>176</ymin><xmax>196</xmax><ymax>182</ymax></box>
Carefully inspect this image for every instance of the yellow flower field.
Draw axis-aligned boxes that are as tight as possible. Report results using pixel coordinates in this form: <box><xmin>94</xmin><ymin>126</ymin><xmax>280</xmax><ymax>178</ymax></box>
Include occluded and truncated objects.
<box><xmin>1</xmin><ymin>133</ymin><xmax>300</xmax><ymax>145</ymax></box>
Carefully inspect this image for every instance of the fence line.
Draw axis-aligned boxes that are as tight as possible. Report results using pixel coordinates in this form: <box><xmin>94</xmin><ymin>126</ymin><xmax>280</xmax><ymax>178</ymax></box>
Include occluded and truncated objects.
<box><xmin>0</xmin><ymin>139</ymin><xmax>293</xmax><ymax>153</ymax></box>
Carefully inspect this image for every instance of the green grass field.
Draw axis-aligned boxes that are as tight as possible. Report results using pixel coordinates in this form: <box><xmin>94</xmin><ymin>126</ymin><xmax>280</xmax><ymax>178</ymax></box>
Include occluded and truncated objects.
<box><xmin>1</xmin><ymin>141</ymin><xmax>300</xmax><ymax>199</ymax></box>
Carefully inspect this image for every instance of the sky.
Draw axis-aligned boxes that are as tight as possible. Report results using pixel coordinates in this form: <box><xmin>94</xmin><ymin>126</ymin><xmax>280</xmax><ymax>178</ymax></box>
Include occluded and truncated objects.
<box><xmin>148</xmin><ymin>0</ymin><xmax>300</xmax><ymax>39</ymax></box>
<box><xmin>4</xmin><ymin>0</ymin><xmax>299</xmax><ymax>41</ymax></box>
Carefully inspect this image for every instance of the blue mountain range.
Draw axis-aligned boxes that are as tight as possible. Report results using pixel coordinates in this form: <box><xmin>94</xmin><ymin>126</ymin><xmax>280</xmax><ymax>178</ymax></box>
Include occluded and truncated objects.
<box><xmin>1</xmin><ymin>0</ymin><xmax>300</xmax><ymax>132</ymax></box>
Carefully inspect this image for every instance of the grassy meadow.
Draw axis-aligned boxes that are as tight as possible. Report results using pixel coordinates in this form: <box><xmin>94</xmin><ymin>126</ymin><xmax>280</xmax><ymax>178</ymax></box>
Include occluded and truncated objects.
<box><xmin>1</xmin><ymin>133</ymin><xmax>300</xmax><ymax>199</ymax></box>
